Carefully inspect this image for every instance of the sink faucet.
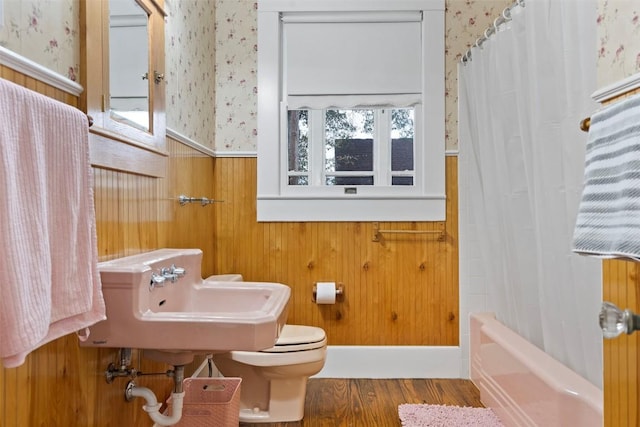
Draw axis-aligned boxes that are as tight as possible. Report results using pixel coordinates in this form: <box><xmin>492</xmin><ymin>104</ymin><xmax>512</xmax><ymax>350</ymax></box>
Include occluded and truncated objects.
<box><xmin>149</xmin><ymin>265</ymin><xmax>186</xmax><ymax>289</ymax></box>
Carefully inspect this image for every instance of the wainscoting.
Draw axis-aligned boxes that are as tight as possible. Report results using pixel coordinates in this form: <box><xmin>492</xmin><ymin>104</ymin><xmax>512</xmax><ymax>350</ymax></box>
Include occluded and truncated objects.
<box><xmin>211</xmin><ymin>156</ymin><xmax>460</xmax><ymax>347</ymax></box>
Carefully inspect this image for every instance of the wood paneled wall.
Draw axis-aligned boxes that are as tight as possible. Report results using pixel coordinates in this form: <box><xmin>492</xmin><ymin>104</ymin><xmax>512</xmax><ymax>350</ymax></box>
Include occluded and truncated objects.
<box><xmin>603</xmin><ymin>260</ymin><xmax>639</xmax><ymax>427</ymax></box>
<box><xmin>0</xmin><ymin>66</ymin><xmax>215</xmax><ymax>426</ymax></box>
<box><xmin>211</xmin><ymin>156</ymin><xmax>459</xmax><ymax>346</ymax></box>
<box><xmin>158</xmin><ymin>138</ymin><xmax>216</xmax><ymax>276</ymax></box>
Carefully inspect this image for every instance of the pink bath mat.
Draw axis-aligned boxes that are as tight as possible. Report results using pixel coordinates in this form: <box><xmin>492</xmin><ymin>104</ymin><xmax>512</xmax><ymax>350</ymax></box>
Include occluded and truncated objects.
<box><xmin>398</xmin><ymin>403</ymin><xmax>504</xmax><ymax>426</ymax></box>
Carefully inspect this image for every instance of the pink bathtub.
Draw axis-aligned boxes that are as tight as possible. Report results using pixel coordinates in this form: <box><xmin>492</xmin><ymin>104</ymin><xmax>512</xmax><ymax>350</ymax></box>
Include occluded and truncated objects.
<box><xmin>470</xmin><ymin>313</ymin><xmax>603</xmax><ymax>427</ymax></box>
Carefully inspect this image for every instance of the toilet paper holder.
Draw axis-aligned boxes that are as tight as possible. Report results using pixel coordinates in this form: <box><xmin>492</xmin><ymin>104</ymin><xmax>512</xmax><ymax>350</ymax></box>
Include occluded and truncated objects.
<box><xmin>312</xmin><ymin>283</ymin><xmax>344</xmax><ymax>303</ymax></box>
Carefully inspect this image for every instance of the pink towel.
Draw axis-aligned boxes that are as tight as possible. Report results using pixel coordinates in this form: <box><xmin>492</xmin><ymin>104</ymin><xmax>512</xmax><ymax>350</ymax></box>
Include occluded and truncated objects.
<box><xmin>0</xmin><ymin>78</ymin><xmax>106</xmax><ymax>367</ymax></box>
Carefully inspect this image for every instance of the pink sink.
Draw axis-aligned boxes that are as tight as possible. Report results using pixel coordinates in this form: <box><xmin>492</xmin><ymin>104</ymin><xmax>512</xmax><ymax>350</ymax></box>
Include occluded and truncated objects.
<box><xmin>80</xmin><ymin>249</ymin><xmax>290</xmax><ymax>363</ymax></box>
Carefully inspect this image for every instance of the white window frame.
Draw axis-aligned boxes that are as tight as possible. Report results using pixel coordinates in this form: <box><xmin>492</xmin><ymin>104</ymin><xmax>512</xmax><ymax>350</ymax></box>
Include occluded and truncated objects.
<box><xmin>257</xmin><ymin>0</ymin><xmax>445</xmax><ymax>222</ymax></box>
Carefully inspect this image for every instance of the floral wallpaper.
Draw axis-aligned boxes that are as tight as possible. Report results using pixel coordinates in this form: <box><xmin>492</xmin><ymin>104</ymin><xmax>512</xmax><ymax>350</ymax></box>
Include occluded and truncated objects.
<box><xmin>445</xmin><ymin>0</ymin><xmax>512</xmax><ymax>151</ymax></box>
<box><xmin>165</xmin><ymin>0</ymin><xmax>216</xmax><ymax>149</ymax></box>
<box><xmin>212</xmin><ymin>0</ymin><xmax>640</xmax><ymax>152</ymax></box>
<box><xmin>213</xmin><ymin>0</ymin><xmax>257</xmax><ymax>153</ymax></box>
<box><xmin>1</xmin><ymin>0</ymin><xmax>638</xmax><ymax>152</ymax></box>
<box><xmin>596</xmin><ymin>0</ymin><xmax>640</xmax><ymax>88</ymax></box>
<box><xmin>0</xmin><ymin>0</ymin><xmax>79</xmax><ymax>81</ymax></box>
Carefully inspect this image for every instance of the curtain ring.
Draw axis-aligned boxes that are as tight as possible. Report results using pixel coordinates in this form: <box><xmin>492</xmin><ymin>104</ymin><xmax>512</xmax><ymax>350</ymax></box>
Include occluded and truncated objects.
<box><xmin>484</xmin><ymin>28</ymin><xmax>492</xmax><ymax>39</ymax></box>
<box><xmin>493</xmin><ymin>17</ymin><xmax>501</xmax><ymax>32</ymax></box>
<box><xmin>474</xmin><ymin>37</ymin><xmax>483</xmax><ymax>48</ymax></box>
<box><xmin>502</xmin><ymin>7</ymin><xmax>511</xmax><ymax>21</ymax></box>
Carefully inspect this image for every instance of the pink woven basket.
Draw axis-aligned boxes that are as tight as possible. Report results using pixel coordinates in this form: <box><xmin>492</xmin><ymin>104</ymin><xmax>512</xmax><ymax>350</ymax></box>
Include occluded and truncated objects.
<box><xmin>167</xmin><ymin>377</ymin><xmax>242</xmax><ymax>427</ymax></box>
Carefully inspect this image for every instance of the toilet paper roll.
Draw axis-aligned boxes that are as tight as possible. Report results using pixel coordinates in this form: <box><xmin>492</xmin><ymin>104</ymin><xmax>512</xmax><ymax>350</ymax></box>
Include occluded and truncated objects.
<box><xmin>315</xmin><ymin>282</ymin><xmax>336</xmax><ymax>304</ymax></box>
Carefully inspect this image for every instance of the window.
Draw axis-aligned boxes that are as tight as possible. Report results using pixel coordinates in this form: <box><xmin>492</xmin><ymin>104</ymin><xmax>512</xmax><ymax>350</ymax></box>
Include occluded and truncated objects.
<box><xmin>257</xmin><ymin>0</ymin><xmax>445</xmax><ymax>221</ymax></box>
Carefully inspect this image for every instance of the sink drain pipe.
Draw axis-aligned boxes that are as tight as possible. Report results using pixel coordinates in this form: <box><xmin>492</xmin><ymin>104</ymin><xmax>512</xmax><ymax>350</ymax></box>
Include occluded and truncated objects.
<box><xmin>126</xmin><ymin>365</ymin><xmax>186</xmax><ymax>426</ymax></box>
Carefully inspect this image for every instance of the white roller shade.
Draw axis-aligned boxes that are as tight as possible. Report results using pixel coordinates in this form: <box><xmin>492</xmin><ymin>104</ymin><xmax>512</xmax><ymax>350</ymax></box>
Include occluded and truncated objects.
<box><xmin>283</xmin><ymin>16</ymin><xmax>422</xmax><ymax>98</ymax></box>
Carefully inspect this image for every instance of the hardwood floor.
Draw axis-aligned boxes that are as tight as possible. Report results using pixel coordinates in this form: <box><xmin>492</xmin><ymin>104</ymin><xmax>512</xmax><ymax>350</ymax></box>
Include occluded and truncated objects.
<box><xmin>239</xmin><ymin>378</ymin><xmax>484</xmax><ymax>427</ymax></box>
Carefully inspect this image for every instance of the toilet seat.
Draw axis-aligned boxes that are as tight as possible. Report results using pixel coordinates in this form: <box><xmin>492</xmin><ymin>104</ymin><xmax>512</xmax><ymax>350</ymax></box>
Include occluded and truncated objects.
<box><xmin>262</xmin><ymin>325</ymin><xmax>326</xmax><ymax>353</ymax></box>
<box><xmin>216</xmin><ymin>325</ymin><xmax>327</xmax><ymax>366</ymax></box>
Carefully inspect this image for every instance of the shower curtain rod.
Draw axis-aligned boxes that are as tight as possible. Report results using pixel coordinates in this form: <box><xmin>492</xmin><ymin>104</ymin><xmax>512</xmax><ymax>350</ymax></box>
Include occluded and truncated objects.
<box><xmin>460</xmin><ymin>0</ymin><xmax>525</xmax><ymax>64</ymax></box>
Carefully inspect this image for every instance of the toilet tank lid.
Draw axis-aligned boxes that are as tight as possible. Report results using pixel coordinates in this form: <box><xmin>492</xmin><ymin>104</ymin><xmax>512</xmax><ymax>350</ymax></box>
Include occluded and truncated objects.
<box><xmin>275</xmin><ymin>325</ymin><xmax>326</xmax><ymax>346</ymax></box>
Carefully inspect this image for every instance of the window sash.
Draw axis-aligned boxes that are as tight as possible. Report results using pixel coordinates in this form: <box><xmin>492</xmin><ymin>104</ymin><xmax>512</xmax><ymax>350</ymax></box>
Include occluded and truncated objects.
<box><xmin>284</xmin><ymin>108</ymin><xmax>417</xmax><ymax>189</ymax></box>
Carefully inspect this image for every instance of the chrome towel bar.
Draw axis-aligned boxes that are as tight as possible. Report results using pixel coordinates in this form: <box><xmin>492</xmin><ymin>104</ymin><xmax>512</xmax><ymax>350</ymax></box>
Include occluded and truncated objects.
<box><xmin>177</xmin><ymin>195</ymin><xmax>222</xmax><ymax>207</ymax></box>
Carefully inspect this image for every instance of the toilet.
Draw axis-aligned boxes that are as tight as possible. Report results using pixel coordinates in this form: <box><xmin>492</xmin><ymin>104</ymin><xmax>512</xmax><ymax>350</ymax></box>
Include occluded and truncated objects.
<box><xmin>206</xmin><ymin>275</ymin><xmax>328</xmax><ymax>423</ymax></box>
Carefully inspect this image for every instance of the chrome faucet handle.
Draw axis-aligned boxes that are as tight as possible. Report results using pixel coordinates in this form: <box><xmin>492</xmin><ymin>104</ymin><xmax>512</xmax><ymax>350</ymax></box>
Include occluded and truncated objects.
<box><xmin>158</xmin><ymin>265</ymin><xmax>184</xmax><ymax>283</ymax></box>
<box><xmin>170</xmin><ymin>264</ymin><xmax>186</xmax><ymax>277</ymax></box>
<box><xmin>150</xmin><ymin>273</ymin><xmax>166</xmax><ymax>289</ymax></box>
<box><xmin>164</xmin><ymin>273</ymin><xmax>178</xmax><ymax>282</ymax></box>
<box><xmin>159</xmin><ymin>268</ymin><xmax>177</xmax><ymax>283</ymax></box>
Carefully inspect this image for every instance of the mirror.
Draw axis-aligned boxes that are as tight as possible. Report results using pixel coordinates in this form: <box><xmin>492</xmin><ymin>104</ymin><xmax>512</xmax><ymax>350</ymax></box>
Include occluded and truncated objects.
<box><xmin>81</xmin><ymin>0</ymin><xmax>166</xmax><ymax>166</ymax></box>
<box><xmin>108</xmin><ymin>0</ymin><xmax>150</xmax><ymax>132</ymax></box>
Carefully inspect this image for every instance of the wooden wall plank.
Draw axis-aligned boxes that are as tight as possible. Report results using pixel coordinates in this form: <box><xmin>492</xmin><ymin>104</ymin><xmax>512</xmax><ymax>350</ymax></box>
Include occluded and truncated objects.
<box><xmin>603</xmin><ymin>259</ymin><xmax>637</xmax><ymax>426</ymax></box>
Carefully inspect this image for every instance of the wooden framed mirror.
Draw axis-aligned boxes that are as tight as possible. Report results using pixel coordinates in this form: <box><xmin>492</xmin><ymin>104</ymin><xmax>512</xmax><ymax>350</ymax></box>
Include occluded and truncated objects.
<box><xmin>80</xmin><ymin>0</ymin><xmax>167</xmax><ymax>177</ymax></box>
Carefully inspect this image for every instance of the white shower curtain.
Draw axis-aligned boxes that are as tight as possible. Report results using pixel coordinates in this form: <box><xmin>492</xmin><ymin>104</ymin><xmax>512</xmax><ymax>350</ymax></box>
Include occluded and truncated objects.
<box><xmin>458</xmin><ymin>0</ymin><xmax>602</xmax><ymax>387</ymax></box>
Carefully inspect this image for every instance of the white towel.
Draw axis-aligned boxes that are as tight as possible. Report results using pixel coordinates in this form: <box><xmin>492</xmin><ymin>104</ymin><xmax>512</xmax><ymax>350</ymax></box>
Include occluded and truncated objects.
<box><xmin>0</xmin><ymin>78</ymin><xmax>106</xmax><ymax>367</ymax></box>
<box><xmin>573</xmin><ymin>93</ymin><xmax>640</xmax><ymax>259</ymax></box>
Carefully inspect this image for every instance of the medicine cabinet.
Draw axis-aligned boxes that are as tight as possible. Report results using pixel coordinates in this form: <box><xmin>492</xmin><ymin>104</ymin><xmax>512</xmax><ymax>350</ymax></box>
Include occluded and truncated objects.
<box><xmin>80</xmin><ymin>0</ymin><xmax>167</xmax><ymax>177</ymax></box>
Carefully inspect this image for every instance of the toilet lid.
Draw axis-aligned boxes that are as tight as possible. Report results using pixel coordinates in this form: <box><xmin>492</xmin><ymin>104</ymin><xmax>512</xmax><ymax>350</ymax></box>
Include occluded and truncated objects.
<box><xmin>260</xmin><ymin>325</ymin><xmax>326</xmax><ymax>353</ymax></box>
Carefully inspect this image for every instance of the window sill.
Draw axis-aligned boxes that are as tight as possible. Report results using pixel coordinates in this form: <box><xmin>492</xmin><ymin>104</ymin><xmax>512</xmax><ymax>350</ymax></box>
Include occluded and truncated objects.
<box><xmin>257</xmin><ymin>195</ymin><xmax>446</xmax><ymax>222</ymax></box>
